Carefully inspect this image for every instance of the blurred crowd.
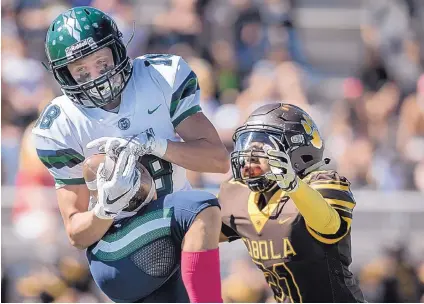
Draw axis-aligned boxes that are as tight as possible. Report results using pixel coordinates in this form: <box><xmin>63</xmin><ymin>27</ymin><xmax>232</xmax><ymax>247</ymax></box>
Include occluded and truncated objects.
<box><xmin>2</xmin><ymin>254</ymin><xmax>108</xmax><ymax>303</ymax></box>
<box><xmin>2</xmin><ymin>0</ymin><xmax>424</xmax><ymax>193</ymax></box>
<box><xmin>2</xmin><ymin>0</ymin><xmax>424</xmax><ymax>302</ymax></box>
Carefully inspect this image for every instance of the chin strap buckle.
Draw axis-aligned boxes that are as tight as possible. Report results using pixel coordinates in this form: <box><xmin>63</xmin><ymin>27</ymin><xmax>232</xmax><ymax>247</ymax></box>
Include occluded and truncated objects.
<box><xmin>301</xmin><ymin>158</ymin><xmax>331</xmax><ymax>177</ymax></box>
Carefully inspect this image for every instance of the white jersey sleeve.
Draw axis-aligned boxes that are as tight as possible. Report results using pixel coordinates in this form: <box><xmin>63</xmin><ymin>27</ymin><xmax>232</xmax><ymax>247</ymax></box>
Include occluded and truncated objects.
<box><xmin>142</xmin><ymin>54</ymin><xmax>202</xmax><ymax>128</ymax></box>
<box><xmin>32</xmin><ymin>102</ymin><xmax>85</xmax><ymax>189</ymax></box>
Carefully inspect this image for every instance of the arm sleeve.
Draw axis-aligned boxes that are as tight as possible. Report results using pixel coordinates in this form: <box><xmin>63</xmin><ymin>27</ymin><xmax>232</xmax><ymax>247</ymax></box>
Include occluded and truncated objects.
<box><xmin>32</xmin><ymin>104</ymin><xmax>85</xmax><ymax>189</ymax></box>
<box><xmin>291</xmin><ymin>170</ymin><xmax>356</xmax><ymax>244</ymax></box>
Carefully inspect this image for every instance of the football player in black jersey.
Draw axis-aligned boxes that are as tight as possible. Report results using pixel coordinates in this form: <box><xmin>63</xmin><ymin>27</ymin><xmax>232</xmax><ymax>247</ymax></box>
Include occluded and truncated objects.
<box><xmin>219</xmin><ymin>103</ymin><xmax>366</xmax><ymax>303</ymax></box>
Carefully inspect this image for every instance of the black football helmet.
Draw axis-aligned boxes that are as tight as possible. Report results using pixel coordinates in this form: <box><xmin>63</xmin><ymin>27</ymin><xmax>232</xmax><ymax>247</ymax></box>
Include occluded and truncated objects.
<box><xmin>231</xmin><ymin>103</ymin><xmax>329</xmax><ymax>192</ymax></box>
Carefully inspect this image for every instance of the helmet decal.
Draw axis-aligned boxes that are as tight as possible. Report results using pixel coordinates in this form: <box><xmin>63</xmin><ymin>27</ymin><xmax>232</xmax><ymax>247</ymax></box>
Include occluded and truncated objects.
<box><xmin>63</xmin><ymin>10</ymin><xmax>83</xmax><ymax>41</ymax></box>
<box><xmin>65</xmin><ymin>37</ymin><xmax>97</xmax><ymax>57</ymax></box>
<box><xmin>311</xmin><ymin>129</ymin><xmax>323</xmax><ymax>149</ymax></box>
<box><xmin>281</xmin><ymin>104</ymin><xmax>291</xmax><ymax>111</ymax></box>
<box><xmin>301</xmin><ymin>114</ymin><xmax>323</xmax><ymax>149</ymax></box>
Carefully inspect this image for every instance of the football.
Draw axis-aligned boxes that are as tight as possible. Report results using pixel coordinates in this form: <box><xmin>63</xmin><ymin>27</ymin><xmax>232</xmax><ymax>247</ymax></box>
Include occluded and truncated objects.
<box><xmin>82</xmin><ymin>153</ymin><xmax>155</xmax><ymax>211</ymax></box>
<box><xmin>82</xmin><ymin>153</ymin><xmax>116</xmax><ymax>184</ymax></box>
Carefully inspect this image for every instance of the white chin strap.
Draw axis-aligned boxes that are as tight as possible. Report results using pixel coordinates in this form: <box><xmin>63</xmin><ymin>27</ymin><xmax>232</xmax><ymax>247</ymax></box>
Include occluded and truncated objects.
<box><xmin>302</xmin><ymin>158</ymin><xmax>331</xmax><ymax>177</ymax></box>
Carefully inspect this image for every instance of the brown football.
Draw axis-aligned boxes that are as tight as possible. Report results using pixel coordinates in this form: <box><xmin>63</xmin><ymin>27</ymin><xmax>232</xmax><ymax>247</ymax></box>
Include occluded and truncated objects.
<box><xmin>82</xmin><ymin>153</ymin><xmax>155</xmax><ymax>211</ymax></box>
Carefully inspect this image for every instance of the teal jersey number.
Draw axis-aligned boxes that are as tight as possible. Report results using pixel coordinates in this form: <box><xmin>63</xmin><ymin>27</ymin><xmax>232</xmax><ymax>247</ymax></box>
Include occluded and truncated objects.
<box><xmin>144</xmin><ymin>54</ymin><xmax>173</xmax><ymax>67</ymax></box>
<box><xmin>140</xmin><ymin>154</ymin><xmax>173</xmax><ymax>198</ymax></box>
<box><xmin>34</xmin><ymin>104</ymin><xmax>61</xmax><ymax>130</ymax></box>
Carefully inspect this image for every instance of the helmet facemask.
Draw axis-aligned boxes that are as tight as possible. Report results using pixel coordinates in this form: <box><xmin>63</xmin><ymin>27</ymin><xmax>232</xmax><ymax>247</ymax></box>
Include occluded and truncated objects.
<box><xmin>51</xmin><ymin>36</ymin><xmax>132</xmax><ymax>108</ymax></box>
<box><xmin>231</xmin><ymin>130</ymin><xmax>285</xmax><ymax>193</ymax></box>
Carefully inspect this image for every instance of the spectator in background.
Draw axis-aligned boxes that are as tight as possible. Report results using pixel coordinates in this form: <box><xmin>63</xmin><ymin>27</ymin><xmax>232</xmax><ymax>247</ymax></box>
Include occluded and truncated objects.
<box><xmin>209</xmin><ymin>39</ymin><xmax>239</xmax><ymax>95</ymax></box>
<box><xmin>274</xmin><ymin>51</ymin><xmax>309</xmax><ymax>107</ymax></box>
<box><xmin>1</xmin><ymin>25</ymin><xmax>60</xmax><ymax>184</ymax></box>
<box><xmin>413</xmin><ymin>160</ymin><xmax>424</xmax><ymax>192</ymax></box>
<box><xmin>186</xmin><ymin>57</ymin><xmax>220</xmax><ymax>120</ymax></box>
<box><xmin>1</xmin><ymin>269</ymin><xmax>11</xmax><ymax>303</ymax></box>
<box><xmin>328</xmin><ymin>80</ymin><xmax>373</xmax><ymax>188</ymax></box>
<box><xmin>236</xmin><ymin>60</ymin><xmax>280</xmax><ymax>121</ymax></box>
<box><xmin>14</xmin><ymin>0</ymin><xmax>64</xmax><ymax>62</ymax></box>
<box><xmin>351</xmin><ymin>46</ymin><xmax>400</xmax><ymax>148</ymax></box>
<box><xmin>259</xmin><ymin>0</ymin><xmax>311</xmax><ymax>71</ymax></box>
<box><xmin>361</xmin><ymin>0</ymin><xmax>423</xmax><ymax>99</ymax></box>
<box><xmin>151</xmin><ymin>0</ymin><xmax>203</xmax><ymax>53</ymax></box>
<box><xmin>12</xmin><ymin>117</ymin><xmax>55</xmax><ymax>223</ymax></box>
<box><xmin>232</xmin><ymin>0</ymin><xmax>268</xmax><ymax>81</ymax></box>
<box><xmin>379</xmin><ymin>246</ymin><xmax>422</xmax><ymax>302</ymax></box>
<box><xmin>1</xmin><ymin>34</ymin><xmax>47</xmax><ymax>128</ymax></box>
<box><xmin>331</xmin><ymin>45</ymin><xmax>408</xmax><ymax>190</ymax></box>
<box><xmin>1</xmin><ymin>83</ymin><xmax>23</xmax><ymax>185</ymax></box>
<box><xmin>89</xmin><ymin>0</ymin><xmax>147</xmax><ymax>59</ymax></box>
<box><xmin>338</xmin><ymin>137</ymin><xmax>375</xmax><ymax>188</ymax></box>
<box><xmin>358</xmin><ymin>258</ymin><xmax>386</xmax><ymax>302</ymax></box>
<box><xmin>396</xmin><ymin>75</ymin><xmax>424</xmax><ymax>191</ymax></box>
<box><xmin>417</xmin><ymin>261</ymin><xmax>424</xmax><ymax>301</ymax></box>
<box><xmin>10</xmin><ymin>97</ymin><xmax>58</xmax><ymax>244</ymax></box>
<box><xmin>185</xmin><ymin>57</ymin><xmax>222</xmax><ymax>187</ymax></box>
<box><xmin>397</xmin><ymin>75</ymin><xmax>424</xmax><ymax>164</ymax></box>
<box><xmin>15</xmin><ymin>255</ymin><xmax>101</xmax><ymax>303</ymax></box>
<box><xmin>235</xmin><ymin>42</ymin><xmax>308</xmax><ymax>122</ymax></box>
<box><xmin>359</xmin><ymin>245</ymin><xmax>423</xmax><ymax>303</ymax></box>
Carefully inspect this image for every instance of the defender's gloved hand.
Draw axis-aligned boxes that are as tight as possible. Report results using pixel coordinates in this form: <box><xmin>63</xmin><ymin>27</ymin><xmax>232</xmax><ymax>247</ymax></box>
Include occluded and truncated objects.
<box><xmin>264</xmin><ymin>137</ymin><xmax>299</xmax><ymax>193</ymax></box>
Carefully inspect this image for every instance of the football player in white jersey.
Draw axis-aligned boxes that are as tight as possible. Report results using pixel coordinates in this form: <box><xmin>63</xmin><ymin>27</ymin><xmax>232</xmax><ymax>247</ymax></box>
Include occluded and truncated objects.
<box><xmin>32</xmin><ymin>7</ymin><xmax>229</xmax><ymax>251</ymax></box>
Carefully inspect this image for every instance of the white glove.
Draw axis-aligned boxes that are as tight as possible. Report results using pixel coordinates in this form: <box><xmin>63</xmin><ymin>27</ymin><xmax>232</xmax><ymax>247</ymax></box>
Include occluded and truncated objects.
<box><xmin>93</xmin><ymin>148</ymin><xmax>141</xmax><ymax>219</ymax></box>
<box><xmin>264</xmin><ymin>137</ymin><xmax>299</xmax><ymax>193</ymax></box>
<box><xmin>86</xmin><ymin>130</ymin><xmax>168</xmax><ymax>159</ymax></box>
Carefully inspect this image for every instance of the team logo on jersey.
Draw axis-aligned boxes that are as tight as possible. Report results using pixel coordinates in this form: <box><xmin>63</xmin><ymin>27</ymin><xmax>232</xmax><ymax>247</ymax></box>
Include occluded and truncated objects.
<box><xmin>118</xmin><ymin>118</ymin><xmax>130</xmax><ymax>130</ymax></box>
<box><xmin>148</xmin><ymin>104</ymin><xmax>161</xmax><ymax>114</ymax></box>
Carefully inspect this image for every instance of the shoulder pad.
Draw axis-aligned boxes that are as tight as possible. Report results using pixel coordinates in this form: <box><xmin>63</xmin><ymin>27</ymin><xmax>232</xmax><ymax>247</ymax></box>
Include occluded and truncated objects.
<box><xmin>303</xmin><ymin>170</ymin><xmax>350</xmax><ymax>186</ymax></box>
<box><xmin>134</xmin><ymin>54</ymin><xmax>180</xmax><ymax>88</ymax></box>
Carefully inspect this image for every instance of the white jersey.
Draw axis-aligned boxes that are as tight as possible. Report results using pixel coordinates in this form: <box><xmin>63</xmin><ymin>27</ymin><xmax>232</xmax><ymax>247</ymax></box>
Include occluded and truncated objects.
<box><xmin>32</xmin><ymin>54</ymin><xmax>201</xmax><ymax>197</ymax></box>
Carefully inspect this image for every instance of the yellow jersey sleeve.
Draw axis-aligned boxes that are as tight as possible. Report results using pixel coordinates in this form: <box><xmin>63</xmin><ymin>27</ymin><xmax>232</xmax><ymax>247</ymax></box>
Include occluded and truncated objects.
<box><xmin>303</xmin><ymin>170</ymin><xmax>355</xmax><ymax>244</ymax></box>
